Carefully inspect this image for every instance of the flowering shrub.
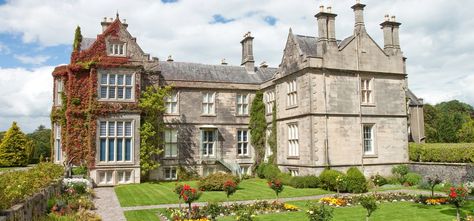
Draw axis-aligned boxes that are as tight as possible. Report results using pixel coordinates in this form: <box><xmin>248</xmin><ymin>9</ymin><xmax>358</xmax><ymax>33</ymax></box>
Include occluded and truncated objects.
<box><xmin>175</xmin><ymin>183</ymin><xmax>184</xmax><ymax>199</ymax></box>
<box><xmin>268</xmin><ymin>179</ymin><xmax>284</xmax><ymax>198</ymax></box>
<box><xmin>198</xmin><ymin>172</ymin><xmax>240</xmax><ymax>191</ymax></box>
<box><xmin>181</xmin><ymin>184</ymin><xmax>202</xmax><ymax>205</ymax></box>
<box><xmin>235</xmin><ymin>208</ymin><xmax>255</xmax><ymax>221</ymax></box>
<box><xmin>319</xmin><ymin>197</ymin><xmax>348</xmax><ymax>207</ymax></box>
<box><xmin>424</xmin><ymin>197</ymin><xmax>448</xmax><ymax>205</ymax></box>
<box><xmin>223</xmin><ymin>179</ymin><xmax>237</xmax><ymax>199</ymax></box>
<box><xmin>448</xmin><ymin>186</ymin><xmax>469</xmax><ymax>221</ymax></box>
<box><xmin>306</xmin><ymin>202</ymin><xmax>334</xmax><ymax>221</ymax></box>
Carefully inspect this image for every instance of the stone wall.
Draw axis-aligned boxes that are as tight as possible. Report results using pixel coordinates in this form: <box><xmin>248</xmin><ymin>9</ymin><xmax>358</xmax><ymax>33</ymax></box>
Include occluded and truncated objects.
<box><xmin>0</xmin><ymin>181</ymin><xmax>61</xmax><ymax>221</ymax></box>
<box><xmin>409</xmin><ymin>162</ymin><xmax>474</xmax><ymax>184</ymax></box>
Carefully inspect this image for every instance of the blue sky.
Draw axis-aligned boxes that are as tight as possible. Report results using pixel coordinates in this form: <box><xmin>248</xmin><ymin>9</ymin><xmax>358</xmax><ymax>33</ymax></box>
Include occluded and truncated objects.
<box><xmin>0</xmin><ymin>0</ymin><xmax>473</xmax><ymax>132</ymax></box>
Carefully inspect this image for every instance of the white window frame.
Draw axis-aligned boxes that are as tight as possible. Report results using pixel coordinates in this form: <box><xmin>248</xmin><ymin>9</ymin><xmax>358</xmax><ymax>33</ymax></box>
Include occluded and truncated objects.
<box><xmin>202</xmin><ymin>92</ymin><xmax>216</xmax><ymax>115</ymax></box>
<box><xmin>289</xmin><ymin>169</ymin><xmax>299</xmax><ymax>177</ymax></box>
<box><xmin>361</xmin><ymin>78</ymin><xmax>374</xmax><ymax>105</ymax></box>
<box><xmin>363</xmin><ymin>124</ymin><xmax>375</xmax><ymax>155</ymax></box>
<box><xmin>55</xmin><ymin>79</ymin><xmax>63</xmax><ymax>106</ymax></box>
<box><xmin>109</xmin><ymin>43</ymin><xmax>127</xmax><ymax>56</ymax></box>
<box><xmin>265</xmin><ymin>91</ymin><xmax>275</xmax><ymax>114</ymax></box>
<box><xmin>288</xmin><ymin>123</ymin><xmax>299</xmax><ymax>157</ymax></box>
<box><xmin>237</xmin><ymin>129</ymin><xmax>249</xmax><ymax>156</ymax></box>
<box><xmin>240</xmin><ymin>166</ymin><xmax>251</xmax><ymax>175</ymax></box>
<box><xmin>287</xmin><ymin>80</ymin><xmax>297</xmax><ymax>107</ymax></box>
<box><xmin>98</xmin><ymin>171</ymin><xmax>114</xmax><ymax>185</ymax></box>
<box><xmin>98</xmin><ymin>120</ymin><xmax>134</xmax><ymax>163</ymax></box>
<box><xmin>236</xmin><ymin>93</ymin><xmax>249</xmax><ymax>115</ymax></box>
<box><xmin>117</xmin><ymin>170</ymin><xmax>133</xmax><ymax>184</ymax></box>
<box><xmin>165</xmin><ymin>91</ymin><xmax>179</xmax><ymax>114</ymax></box>
<box><xmin>99</xmin><ymin>73</ymin><xmax>134</xmax><ymax>101</ymax></box>
<box><xmin>164</xmin><ymin>167</ymin><xmax>177</xmax><ymax>180</ymax></box>
<box><xmin>164</xmin><ymin>129</ymin><xmax>178</xmax><ymax>158</ymax></box>
<box><xmin>54</xmin><ymin>123</ymin><xmax>61</xmax><ymax>162</ymax></box>
<box><xmin>201</xmin><ymin>129</ymin><xmax>216</xmax><ymax>157</ymax></box>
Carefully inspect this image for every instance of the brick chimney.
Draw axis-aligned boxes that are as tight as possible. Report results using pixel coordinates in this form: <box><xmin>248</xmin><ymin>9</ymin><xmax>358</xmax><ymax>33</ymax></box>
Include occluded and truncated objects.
<box><xmin>241</xmin><ymin>32</ymin><xmax>255</xmax><ymax>72</ymax></box>
<box><xmin>380</xmin><ymin>15</ymin><xmax>402</xmax><ymax>55</ymax></box>
<box><xmin>351</xmin><ymin>1</ymin><xmax>366</xmax><ymax>33</ymax></box>
<box><xmin>315</xmin><ymin>5</ymin><xmax>338</xmax><ymax>54</ymax></box>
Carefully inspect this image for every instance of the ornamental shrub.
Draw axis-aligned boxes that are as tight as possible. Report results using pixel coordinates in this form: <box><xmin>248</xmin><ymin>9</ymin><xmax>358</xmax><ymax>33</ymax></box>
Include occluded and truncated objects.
<box><xmin>448</xmin><ymin>186</ymin><xmax>469</xmax><ymax>221</ymax></box>
<box><xmin>306</xmin><ymin>202</ymin><xmax>334</xmax><ymax>221</ymax></box>
<box><xmin>262</xmin><ymin>164</ymin><xmax>281</xmax><ymax>180</ymax></box>
<box><xmin>345</xmin><ymin>167</ymin><xmax>368</xmax><ymax>193</ymax></box>
<box><xmin>256</xmin><ymin>163</ymin><xmax>268</xmax><ymax>179</ymax></box>
<box><xmin>391</xmin><ymin>164</ymin><xmax>410</xmax><ymax>184</ymax></box>
<box><xmin>290</xmin><ymin>175</ymin><xmax>320</xmax><ymax>188</ymax></box>
<box><xmin>223</xmin><ymin>179</ymin><xmax>237</xmax><ymax>199</ymax></box>
<box><xmin>360</xmin><ymin>195</ymin><xmax>378</xmax><ymax>221</ymax></box>
<box><xmin>404</xmin><ymin>172</ymin><xmax>422</xmax><ymax>186</ymax></box>
<box><xmin>319</xmin><ymin>169</ymin><xmax>345</xmax><ymax>191</ymax></box>
<box><xmin>0</xmin><ymin>122</ymin><xmax>32</xmax><ymax>167</ymax></box>
<box><xmin>180</xmin><ymin>184</ymin><xmax>202</xmax><ymax>215</ymax></box>
<box><xmin>268</xmin><ymin>179</ymin><xmax>284</xmax><ymax>198</ymax></box>
<box><xmin>409</xmin><ymin>143</ymin><xmax>474</xmax><ymax>163</ymax></box>
<box><xmin>277</xmin><ymin>172</ymin><xmax>292</xmax><ymax>185</ymax></box>
<box><xmin>370</xmin><ymin>174</ymin><xmax>388</xmax><ymax>187</ymax></box>
<box><xmin>198</xmin><ymin>172</ymin><xmax>240</xmax><ymax>191</ymax></box>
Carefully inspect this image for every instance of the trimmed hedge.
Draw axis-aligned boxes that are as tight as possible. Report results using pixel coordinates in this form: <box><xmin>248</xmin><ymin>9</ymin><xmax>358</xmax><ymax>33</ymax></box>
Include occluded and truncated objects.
<box><xmin>409</xmin><ymin>143</ymin><xmax>474</xmax><ymax>163</ymax></box>
<box><xmin>319</xmin><ymin>169</ymin><xmax>345</xmax><ymax>191</ymax></box>
<box><xmin>290</xmin><ymin>175</ymin><xmax>320</xmax><ymax>188</ymax></box>
<box><xmin>256</xmin><ymin>163</ymin><xmax>281</xmax><ymax>180</ymax></box>
<box><xmin>198</xmin><ymin>172</ymin><xmax>240</xmax><ymax>191</ymax></box>
<box><xmin>0</xmin><ymin>162</ymin><xmax>64</xmax><ymax>210</ymax></box>
<box><xmin>345</xmin><ymin>167</ymin><xmax>368</xmax><ymax>193</ymax></box>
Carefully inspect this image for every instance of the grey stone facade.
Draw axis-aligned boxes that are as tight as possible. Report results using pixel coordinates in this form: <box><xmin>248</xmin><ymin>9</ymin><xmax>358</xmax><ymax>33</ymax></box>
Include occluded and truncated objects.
<box><xmin>53</xmin><ymin>2</ymin><xmax>423</xmax><ymax>185</ymax></box>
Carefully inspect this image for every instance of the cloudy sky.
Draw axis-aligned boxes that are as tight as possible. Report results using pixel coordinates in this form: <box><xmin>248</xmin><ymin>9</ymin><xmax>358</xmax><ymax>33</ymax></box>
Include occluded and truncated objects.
<box><xmin>0</xmin><ymin>0</ymin><xmax>472</xmax><ymax>132</ymax></box>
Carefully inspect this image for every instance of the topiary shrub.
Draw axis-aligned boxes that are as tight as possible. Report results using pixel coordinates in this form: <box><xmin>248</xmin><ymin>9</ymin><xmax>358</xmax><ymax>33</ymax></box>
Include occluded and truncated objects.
<box><xmin>198</xmin><ymin>172</ymin><xmax>240</xmax><ymax>191</ymax></box>
<box><xmin>262</xmin><ymin>164</ymin><xmax>281</xmax><ymax>180</ymax></box>
<box><xmin>345</xmin><ymin>167</ymin><xmax>368</xmax><ymax>193</ymax></box>
<box><xmin>290</xmin><ymin>175</ymin><xmax>320</xmax><ymax>188</ymax></box>
<box><xmin>319</xmin><ymin>169</ymin><xmax>345</xmax><ymax>191</ymax></box>
<box><xmin>405</xmin><ymin>172</ymin><xmax>422</xmax><ymax>186</ymax></box>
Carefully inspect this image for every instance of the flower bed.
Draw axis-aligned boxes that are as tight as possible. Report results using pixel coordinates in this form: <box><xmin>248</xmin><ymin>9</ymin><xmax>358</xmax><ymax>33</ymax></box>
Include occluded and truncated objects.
<box><xmin>319</xmin><ymin>197</ymin><xmax>348</xmax><ymax>207</ymax></box>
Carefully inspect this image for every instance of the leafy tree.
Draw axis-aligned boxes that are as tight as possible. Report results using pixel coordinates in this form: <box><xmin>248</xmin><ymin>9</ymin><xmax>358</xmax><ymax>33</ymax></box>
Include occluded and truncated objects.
<box><xmin>138</xmin><ymin>85</ymin><xmax>171</xmax><ymax>180</ymax></box>
<box><xmin>249</xmin><ymin>91</ymin><xmax>267</xmax><ymax>171</ymax></box>
<box><xmin>27</xmin><ymin>125</ymin><xmax>52</xmax><ymax>159</ymax></box>
<box><xmin>457</xmin><ymin>119</ymin><xmax>474</xmax><ymax>142</ymax></box>
<box><xmin>0</xmin><ymin>122</ymin><xmax>33</xmax><ymax>167</ymax></box>
<box><xmin>73</xmin><ymin>26</ymin><xmax>82</xmax><ymax>51</ymax></box>
<box><xmin>0</xmin><ymin>131</ymin><xmax>5</xmax><ymax>142</ymax></box>
<box><xmin>267</xmin><ymin>103</ymin><xmax>277</xmax><ymax>164</ymax></box>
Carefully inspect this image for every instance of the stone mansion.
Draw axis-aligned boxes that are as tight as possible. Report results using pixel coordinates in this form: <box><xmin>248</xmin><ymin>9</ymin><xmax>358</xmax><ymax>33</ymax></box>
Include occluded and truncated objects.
<box><xmin>51</xmin><ymin>2</ymin><xmax>419</xmax><ymax>186</ymax></box>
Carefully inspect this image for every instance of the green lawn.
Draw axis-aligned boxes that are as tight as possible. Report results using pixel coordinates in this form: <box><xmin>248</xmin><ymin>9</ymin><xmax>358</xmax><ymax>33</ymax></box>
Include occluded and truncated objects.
<box><xmin>115</xmin><ymin>178</ymin><xmax>332</xmax><ymax>207</ymax></box>
<box><xmin>125</xmin><ymin>201</ymin><xmax>474</xmax><ymax>221</ymax></box>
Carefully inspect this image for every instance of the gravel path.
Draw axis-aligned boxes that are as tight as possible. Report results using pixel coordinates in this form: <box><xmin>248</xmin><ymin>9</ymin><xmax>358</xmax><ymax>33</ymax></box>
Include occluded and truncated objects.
<box><xmin>94</xmin><ymin>187</ymin><xmax>127</xmax><ymax>221</ymax></box>
<box><xmin>121</xmin><ymin>189</ymin><xmax>442</xmax><ymax>211</ymax></box>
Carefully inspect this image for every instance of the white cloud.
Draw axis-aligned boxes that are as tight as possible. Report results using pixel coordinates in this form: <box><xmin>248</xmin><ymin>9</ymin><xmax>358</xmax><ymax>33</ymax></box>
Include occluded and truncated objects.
<box><xmin>0</xmin><ymin>66</ymin><xmax>53</xmax><ymax>132</ymax></box>
<box><xmin>13</xmin><ymin>54</ymin><xmax>50</xmax><ymax>65</ymax></box>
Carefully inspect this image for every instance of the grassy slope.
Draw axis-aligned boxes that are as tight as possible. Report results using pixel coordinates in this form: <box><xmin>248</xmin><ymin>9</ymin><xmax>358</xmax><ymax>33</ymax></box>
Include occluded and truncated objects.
<box><xmin>115</xmin><ymin>178</ymin><xmax>331</xmax><ymax>207</ymax></box>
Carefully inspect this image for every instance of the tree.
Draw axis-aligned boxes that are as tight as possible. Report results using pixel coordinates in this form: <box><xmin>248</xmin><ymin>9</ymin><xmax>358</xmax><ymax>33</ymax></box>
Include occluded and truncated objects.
<box><xmin>138</xmin><ymin>85</ymin><xmax>171</xmax><ymax>180</ymax></box>
<box><xmin>267</xmin><ymin>103</ymin><xmax>277</xmax><ymax>164</ymax></box>
<box><xmin>360</xmin><ymin>195</ymin><xmax>378</xmax><ymax>221</ymax></box>
<box><xmin>0</xmin><ymin>122</ymin><xmax>33</xmax><ymax>167</ymax></box>
<box><xmin>249</xmin><ymin>91</ymin><xmax>266</xmax><ymax>171</ymax></box>
<box><xmin>27</xmin><ymin>125</ymin><xmax>52</xmax><ymax>160</ymax></box>
<box><xmin>73</xmin><ymin>26</ymin><xmax>82</xmax><ymax>51</ymax></box>
<box><xmin>457</xmin><ymin>119</ymin><xmax>474</xmax><ymax>142</ymax></box>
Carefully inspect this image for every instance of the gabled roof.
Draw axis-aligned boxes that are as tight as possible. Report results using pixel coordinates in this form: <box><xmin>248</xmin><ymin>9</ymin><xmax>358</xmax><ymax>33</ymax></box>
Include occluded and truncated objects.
<box><xmin>406</xmin><ymin>89</ymin><xmax>423</xmax><ymax>106</ymax></box>
<box><xmin>294</xmin><ymin>35</ymin><xmax>318</xmax><ymax>57</ymax></box>
<box><xmin>80</xmin><ymin>38</ymin><xmax>96</xmax><ymax>51</ymax></box>
<box><xmin>156</xmin><ymin>61</ymin><xmax>276</xmax><ymax>84</ymax></box>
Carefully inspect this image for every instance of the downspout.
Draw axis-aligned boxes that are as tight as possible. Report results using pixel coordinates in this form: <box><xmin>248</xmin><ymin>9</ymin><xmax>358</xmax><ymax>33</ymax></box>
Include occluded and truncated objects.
<box><xmin>309</xmin><ymin>73</ymin><xmax>314</xmax><ymax>163</ymax></box>
<box><xmin>323</xmin><ymin>70</ymin><xmax>330</xmax><ymax>167</ymax></box>
<box><xmin>356</xmin><ymin>32</ymin><xmax>364</xmax><ymax>172</ymax></box>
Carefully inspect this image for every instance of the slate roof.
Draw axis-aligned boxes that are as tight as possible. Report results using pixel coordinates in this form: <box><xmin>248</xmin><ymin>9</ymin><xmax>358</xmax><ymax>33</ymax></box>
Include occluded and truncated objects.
<box><xmin>293</xmin><ymin>34</ymin><xmax>355</xmax><ymax>57</ymax></box>
<box><xmin>157</xmin><ymin>61</ymin><xmax>277</xmax><ymax>84</ymax></box>
<box><xmin>80</xmin><ymin>38</ymin><xmax>96</xmax><ymax>51</ymax></box>
<box><xmin>406</xmin><ymin>89</ymin><xmax>423</xmax><ymax>106</ymax></box>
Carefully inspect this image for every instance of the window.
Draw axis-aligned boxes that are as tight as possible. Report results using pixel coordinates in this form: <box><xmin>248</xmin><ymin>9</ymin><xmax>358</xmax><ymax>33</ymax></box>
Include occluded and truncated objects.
<box><xmin>99</xmin><ymin>121</ymin><xmax>133</xmax><ymax>162</ymax></box>
<box><xmin>99</xmin><ymin>73</ymin><xmax>134</xmax><ymax>100</ymax></box>
<box><xmin>164</xmin><ymin>129</ymin><xmax>178</xmax><ymax>158</ymax></box>
<box><xmin>363</xmin><ymin>124</ymin><xmax>375</xmax><ymax>155</ymax></box>
<box><xmin>289</xmin><ymin>169</ymin><xmax>299</xmax><ymax>177</ymax></box>
<box><xmin>55</xmin><ymin>79</ymin><xmax>63</xmax><ymax>106</ymax></box>
<box><xmin>117</xmin><ymin>171</ymin><xmax>132</xmax><ymax>184</ymax></box>
<box><xmin>240</xmin><ymin>166</ymin><xmax>251</xmax><ymax>175</ymax></box>
<box><xmin>202</xmin><ymin>92</ymin><xmax>215</xmax><ymax>115</ymax></box>
<box><xmin>164</xmin><ymin>167</ymin><xmax>177</xmax><ymax>180</ymax></box>
<box><xmin>54</xmin><ymin>124</ymin><xmax>61</xmax><ymax>162</ymax></box>
<box><xmin>109</xmin><ymin>43</ymin><xmax>126</xmax><ymax>56</ymax></box>
<box><xmin>361</xmin><ymin>79</ymin><xmax>373</xmax><ymax>104</ymax></box>
<box><xmin>98</xmin><ymin>171</ymin><xmax>114</xmax><ymax>185</ymax></box>
<box><xmin>265</xmin><ymin>91</ymin><xmax>275</xmax><ymax>114</ymax></box>
<box><xmin>237</xmin><ymin>130</ymin><xmax>249</xmax><ymax>156</ymax></box>
<box><xmin>264</xmin><ymin>127</ymin><xmax>273</xmax><ymax>162</ymax></box>
<box><xmin>236</xmin><ymin>94</ymin><xmax>249</xmax><ymax>115</ymax></box>
<box><xmin>201</xmin><ymin>130</ymin><xmax>216</xmax><ymax>157</ymax></box>
<box><xmin>287</xmin><ymin>80</ymin><xmax>297</xmax><ymax>107</ymax></box>
<box><xmin>288</xmin><ymin>124</ymin><xmax>299</xmax><ymax>157</ymax></box>
<box><xmin>165</xmin><ymin>91</ymin><xmax>178</xmax><ymax>114</ymax></box>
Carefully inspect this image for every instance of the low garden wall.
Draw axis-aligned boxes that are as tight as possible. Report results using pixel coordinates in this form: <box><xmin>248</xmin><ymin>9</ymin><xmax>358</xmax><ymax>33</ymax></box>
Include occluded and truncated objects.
<box><xmin>0</xmin><ymin>181</ymin><xmax>61</xmax><ymax>221</ymax></box>
<box><xmin>409</xmin><ymin>162</ymin><xmax>474</xmax><ymax>184</ymax></box>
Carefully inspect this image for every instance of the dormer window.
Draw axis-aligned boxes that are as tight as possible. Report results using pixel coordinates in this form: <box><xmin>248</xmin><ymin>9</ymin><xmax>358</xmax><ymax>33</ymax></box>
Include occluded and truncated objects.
<box><xmin>109</xmin><ymin>43</ymin><xmax>126</xmax><ymax>56</ymax></box>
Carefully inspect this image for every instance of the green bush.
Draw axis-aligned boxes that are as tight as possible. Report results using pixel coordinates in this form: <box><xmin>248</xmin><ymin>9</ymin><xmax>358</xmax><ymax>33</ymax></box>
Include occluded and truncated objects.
<box><xmin>319</xmin><ymin>169</ymin><xmax>345</xmax><ymax>191</ymax></box>
<box><xmin>370</xmin><ymin>174</ymin><xmax>388</xmax><ymax>187</ymax></box>
<box><xmin>290</xmin><ymin>175</ymin><xmax>320</xmax><ymax>188</ymax></box>
<box><xmin>262</xmin><ymin>164</ymin><xmax>281</xmax><ymax>180</ymax></box>
<box><xmin>256</xmin><ymin>163</ymin><xmax>268</xmax><ymax>179</ymax></box>
<box><xmin>345</xmin><ymin>167</ymin><xmax>368</xmax><ymax>193</ymax></box>
<box><xmin>392</xmin><ymin>164</ymin><xmax>409</xmax><ymax>183</ymax></box>
<box><xmin>0</xmin><ymin>162</ymin><xmax>64</xmax><ymax>210</ymax></box>
<box><xmin>198</xmin><ymin>172</ymin><xmax>240</xmax><ymax>191</ymax></box>
<box><xmin>409</xmin><ymin>143</ymin><xmax>474</xmax><ymax>163</ymax></box>
<box><xmin>405</xmin><ymin>172</ymin><xmax>422</xmax><ymax>186</ymax></box>
<box><xmin>306</xmin><ymin>202</ymin><xmax>334</xmax><ymax>221</ymax></box>
<box><xmin>277</xmin><ymin>172</ymin><xmax>292</xmax><ymax>186</ymax></box>
<box><xmin>71</xmin><ymin>166</ymin><xmax>87</xmax><ymax>176</ymax></box>
<box><xmin>0</xmin><ymin>122</ymin><xmax>32</xmax><ymax>167</ymax></box>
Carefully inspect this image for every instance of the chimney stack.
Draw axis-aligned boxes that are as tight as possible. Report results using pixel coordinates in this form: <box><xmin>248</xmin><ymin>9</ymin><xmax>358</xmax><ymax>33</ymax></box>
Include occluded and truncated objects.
<box><xmin>101</xmin><ymin>17</ymin><xmax>112</xmax><ymax>32</ymax></box>
<box><xmin>351</xmin><ymin>1</ymin><xmax>366</xmax><ymax>33</ymax></box>
<box><xmin>315</xmin><ymin>5</ymin><xmax>338</xmax><ymax>54</ymax></box>
<box><xmin>380</xmin><ymin>14</ymin><xmax>402</xmax><ymax>54</ymax></box>
<box><xmin>221</xmin><ymin>58</ymin><xmax>228</xmax><ymax>65</ymax></box>
<box><xmin>167</xmin><ymin>55</ymin><xmax>174</xmax><ymax>62</ymax></box>
<box><xmin>259</xmin><ymin>61</ymin><xmax>268</xmax><ymax>68</ymax></box>
<box><xmin>241</xmin><ymin>32</ymin><xmax>255</xmax><ymax>72</ymax></box>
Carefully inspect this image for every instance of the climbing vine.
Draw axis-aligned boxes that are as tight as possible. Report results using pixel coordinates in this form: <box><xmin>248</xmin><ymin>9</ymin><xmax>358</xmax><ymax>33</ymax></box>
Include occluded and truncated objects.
<box><xmin>267</xmin><ymin>103</ymin><xmax>277</xmax><ymax>164</ymax></box>
<box><xmin>249</xmin><ymin>91</ymin><xmax>267</xmax><ymax>171</ymax></box>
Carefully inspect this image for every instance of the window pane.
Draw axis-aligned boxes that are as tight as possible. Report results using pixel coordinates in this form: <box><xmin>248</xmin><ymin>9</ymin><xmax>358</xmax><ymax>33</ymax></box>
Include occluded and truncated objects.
<box><xmin>108</xmin><ymin>122</ymin><xmax>115</xmax><ymax>136</ymax></box>
<box><xmin>208</xmin><ymin>143</ymin><xmax>213</xmax><ymax>155</ymax></box>
<box><xmin>108</xmin><ymin>139</ymin><xmax>114</xmax><ymax>161</ymax></box>
<box><xmin>118</xmin><ymin>87</ymin><xmax>124</xmax><ymax>99</ymax></box>
<box><xmin>125</xmin><ymin>88</ymin><xmax>132</xmax><ymax>99</ymax></box>
<box><xmin>171</xmin><ymin>144</ymin><xmax>178</xmax><ymax>157</ymax></box>
<box><xmin>117</xmin><ymin>122</ymin><xmax>123</xmax><ymax>136</ymax></box>
<box><xmin>100</xmin><ymin>139</ymin><xmax>106</xmax><ymax>161</ymax></box>
<box><xmin>117</xmin><ymin>139</ymin><xmax>123</xmax><ymax>161</ymax></box>
<box><xmin>165</xmin><ymin>130</ymin><xmax>171</xmax><ymax>142</ymax></box>
<box><xmin>109</xmin><ymin>87</ymin><xmax>116</xmax><ymax>98</ymax></box>
<box><xmin>100</xmin><ymin>122</ymin><xmax>107</xmax><ymax>136</ymax></box>
<box><xmin>117</xmin><ymin>75</ymin><xmax>124</xmax><ymax>85</ymax></box>
<box><xmin>109</xmin><ymin>74</ymin><xmax>116</xmax><ymax>85</ymax></box>
<box><xmin>125</xmin><ymin>122</ymin><xmax>132</xmax><ymax>136</ymax></box>
<box><xmin>171</xmin><ymin>130</ymin><xmax>177</xmax><ymax>142</ymax></box>
<box><xmin>243</xmin><ymin>131</ymin><xmax>247</xmax><ymax>141</ymax></box>
<box><xmin>100</xmin><ymin>75</ymin><xmax>107</xmax><ymax>85</ymax></box>
<box><xmin>125</xmin><ymin>75</ymin><xmax>132</xmax><ymax>85</ymax></box>
<box><xmin>100</xmin><ymin>86</ymin><xmax>107</xmax><ymax>98</ymax></box>
<box><xmin>243</xmin><ymin>143</ymin><xmax>247</xmax><ymax>154</ymax></box>
<box><xmin>125</xmin><ymin>138</ymin><xmax>131</xmax><ymax>161</ymax></box>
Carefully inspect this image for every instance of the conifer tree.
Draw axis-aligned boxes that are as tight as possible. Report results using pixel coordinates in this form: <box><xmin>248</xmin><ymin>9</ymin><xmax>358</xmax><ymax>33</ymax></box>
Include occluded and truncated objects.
<box><xmin>249</xmin><ymin>91</ymin><xmax>266</xmax><ymax>171</ymax></box>
<box><xmin>73</xmin><ymin>26</ymin><xmax>82</xmax><ymax>51</ymax></box>
<box><xmin>0</xmin><ymin>122</ymin><xmax>32</xmax><ymax>166</ymax></box>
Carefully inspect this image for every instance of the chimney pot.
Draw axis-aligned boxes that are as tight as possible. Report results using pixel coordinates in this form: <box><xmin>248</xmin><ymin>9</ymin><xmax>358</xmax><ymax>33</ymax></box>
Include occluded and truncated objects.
<box><xmin>319</xmin><ymin>5</ymin><xmax>325</xmax><ymax>12</ymax></box>
<box><xmin>103</xmin><ymin>17</ymin><xmax>107</xmax><ymax>22</ymax></box>
<box><xmin>123</xmin><ymin>19</ymin><xmax>127</xmax><ymax>24</ymax></box>
<box><xmin>260</xmin><ymin>61</ymin><xmax>268</xmax><ymax>68</ymax></box>
<box><xmin>221</xmin><ymin>58</ymin><xmax>228</xmax><ymax>65</ymax></box>
<box><xmin>167</xmin><ymin>55</ymin><xmax>174</xmax><ymax>62</ymax></box>
<box><xmin>241</xmin><ymin>32</ymin><xmax>255</xmax><ymax>72</ymax></box>
<box><xmin>391</xmin><ymin>16</ymin><xmax>396</xmax><ymax>22</ymax></box>
<box><xmin>327</xmin><ymin>6</ymin><xmax>332</xmax><ymax>13</ymax></box>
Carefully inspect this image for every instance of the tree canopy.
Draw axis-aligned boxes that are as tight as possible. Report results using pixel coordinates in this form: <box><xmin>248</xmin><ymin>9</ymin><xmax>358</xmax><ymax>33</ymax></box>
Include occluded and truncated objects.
<box><xmin>0</xmin><ymin>122</ymin><xmax>32</xmax><ymax>167</ymax></box>
<box><xmin>249</xmin><ymin>91</ymin><xmax>267</xmax><ymax>171</ymax></box>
